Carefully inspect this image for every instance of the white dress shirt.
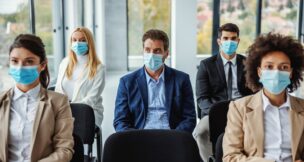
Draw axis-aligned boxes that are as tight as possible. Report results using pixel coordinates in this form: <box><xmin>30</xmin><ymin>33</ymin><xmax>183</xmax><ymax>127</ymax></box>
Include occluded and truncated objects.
<box><xmin>8</xmin><ymin>84</ymin><xmax>40</xmax><ymax>162</ymax></box>
<box><xmin>262</xmin><ymin>91</ymin><xmax>292</xmax><ymax>162</ymax></box>
<box><xmin>62</xmin><ymin>54</ymin><xmax>88</xmax><ymax>100</ymax></box>
<box><xmin>220</xmin><ymin>54</ymin><xmax>241</xmax><ymax>99</ymax></box>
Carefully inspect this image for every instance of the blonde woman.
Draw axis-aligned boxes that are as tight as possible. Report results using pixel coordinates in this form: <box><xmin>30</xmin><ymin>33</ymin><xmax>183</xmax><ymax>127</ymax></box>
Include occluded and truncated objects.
<box><xmin>55</xmin><ymin>27</ymin><xmax>105</xmax><ymax>127</ymax></box>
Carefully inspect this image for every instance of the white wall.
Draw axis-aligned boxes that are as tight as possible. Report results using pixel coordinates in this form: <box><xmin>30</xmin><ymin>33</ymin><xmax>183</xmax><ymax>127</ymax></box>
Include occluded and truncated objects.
<box><xmin>171</xmin><ymin>0</ymin><xmax>197</xmax><ymax>85</ymax></box>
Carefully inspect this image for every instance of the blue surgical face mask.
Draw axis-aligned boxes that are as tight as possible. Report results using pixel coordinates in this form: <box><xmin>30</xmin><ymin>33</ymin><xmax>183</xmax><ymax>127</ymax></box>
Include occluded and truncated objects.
<box><xmin>259</xmin><ymin>70</ymin><xmax>291</xmax><ymax>95</ymax></box>
<box><xmin>71</xmin><ymin>42</ymin><xmax>88</xmax><ymax>55</ymax></box>
<box><xmin>9</xmin><ymin>65</ymin><xmax>40</xmax><ymax>85</ymax></box>
<box><xmin>220</xmin><ymin>40</ymin><xmax>238</xmax><ymax>55</ymax></box>
<box><xmin>143</xmin><ymin>53</ymin><xmax>163</xmax><ymax>72</ymax></box>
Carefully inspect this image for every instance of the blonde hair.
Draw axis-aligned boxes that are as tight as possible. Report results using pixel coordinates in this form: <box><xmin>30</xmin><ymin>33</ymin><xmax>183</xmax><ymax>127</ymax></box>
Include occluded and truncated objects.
<box><xmin>66</xmin><ymin>27</ymin><xmax>102</xmax><ymax>79</ymax></box>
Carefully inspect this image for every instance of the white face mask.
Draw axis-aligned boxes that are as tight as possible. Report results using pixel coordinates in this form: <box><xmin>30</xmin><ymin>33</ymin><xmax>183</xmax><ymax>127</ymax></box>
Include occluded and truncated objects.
<box><xmin>143</xmin><ymin>53</ymin><xmax>163</xmax><ymax>72</ymax></box>
<box><xmin>259</xmin><ymin>70</ymin><xmax>291</xmax><ymax>95</ymax></box>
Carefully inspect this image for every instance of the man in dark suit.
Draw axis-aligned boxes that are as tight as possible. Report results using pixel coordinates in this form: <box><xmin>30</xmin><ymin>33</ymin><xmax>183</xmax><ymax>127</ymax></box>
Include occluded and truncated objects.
<box><xmin>114</xmin><ymin>29</ymin><xmax>196</xmax><ymax>133</ymax></box>
<box><xmin>194</xmin><ymin>23</ymin><xmax>252</xmax><ymax>161</ymax></box>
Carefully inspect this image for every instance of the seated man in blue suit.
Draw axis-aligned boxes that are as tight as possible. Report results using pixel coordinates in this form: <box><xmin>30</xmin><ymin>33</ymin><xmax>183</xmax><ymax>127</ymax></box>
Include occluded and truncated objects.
<box><xmin>114</xmin><ymin>29</ymin><xmax>196</xmax><ymax>133</ymax></box>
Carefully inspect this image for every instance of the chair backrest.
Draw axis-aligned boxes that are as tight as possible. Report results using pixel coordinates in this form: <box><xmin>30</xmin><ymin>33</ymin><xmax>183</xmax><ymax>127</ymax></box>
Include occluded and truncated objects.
<box><xmin>215</xmin><ymin>133</ymin><xmax>224</xmax><ymax>162</ymax></box>
<box><xmin>103</xmin><ymin>130</ymin><xmax>201</xmax><ymax>162</ymax></box>
<box><xmin>209</xmin><ymin>100</ymin><xmax>230</xmax><ymax>153</ymax></box>
<box><xmin>197</xmin><ymin>103</ymin><xmax>202</xmax><ymax>119</ymax></box>
<box><xmin>70</xmin><ymin>103</ymin><xmax>95</xmax><ymax>145</ymax></box>
<box><xmin>71</xmin><ymin>133</ymin><xmax>84</xmax><ymax>162</ymax></box>
<box><xmin>47</xmin><ymin>86</ymin><xmax>55</xmax><ymax>91</ymax></box>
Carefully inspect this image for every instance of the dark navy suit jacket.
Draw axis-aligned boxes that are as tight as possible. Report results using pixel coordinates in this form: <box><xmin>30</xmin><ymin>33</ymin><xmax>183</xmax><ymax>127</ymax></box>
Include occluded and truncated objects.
<box><xmin>114</xmin><ymin>65</ymin><xmax>196</xmax><ymax>133</ymax></box>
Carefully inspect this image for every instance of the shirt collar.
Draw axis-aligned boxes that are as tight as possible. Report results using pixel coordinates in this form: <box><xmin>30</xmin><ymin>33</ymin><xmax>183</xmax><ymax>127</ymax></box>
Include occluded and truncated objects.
<box><xmin>13</xmin><ymin>84</ymin><xmax>41</xmax><ymax>101</ymax></box>
<box><xmin>262</xmin><ymin>90</ymin><xmax>291</xmax><ymax>111</ymax></box>
<box><xmin>144</xmin><ymin>66</ymin><xmax>165</xmax><ymax>84</ymax></box>
<box><xmin>220</xmin><ymin>53</ymin><xmax>237</xmax><ymax>66</ymax></box>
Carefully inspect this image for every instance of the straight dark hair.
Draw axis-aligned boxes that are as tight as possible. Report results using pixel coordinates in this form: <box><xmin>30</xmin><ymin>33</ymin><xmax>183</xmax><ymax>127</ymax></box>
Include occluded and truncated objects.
<box><xmin>142</xmin><ymin>29</ymin><xmax>169</xmax><ymax>51</ymax></box>
<box><xmin>218</xmin><ymin>23</ymin><xmax>240</xmax><ymax>38</ymax></box>
<box><xmin>9</xmin><ymin>34</ymin><xmax>50</xmax><ymax>88</ymax></box>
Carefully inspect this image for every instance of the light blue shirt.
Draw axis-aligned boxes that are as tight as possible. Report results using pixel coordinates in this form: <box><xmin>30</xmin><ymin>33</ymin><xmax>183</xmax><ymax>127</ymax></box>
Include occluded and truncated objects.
<box><xmin>220</xmin><ymin>54</ymin><xmax>242</xmax><ymax>99</ymax></box>
<box><xmin>143</xmin><ymin>68</ymin><xmax>170</xmax><ymax>129</ymax></box>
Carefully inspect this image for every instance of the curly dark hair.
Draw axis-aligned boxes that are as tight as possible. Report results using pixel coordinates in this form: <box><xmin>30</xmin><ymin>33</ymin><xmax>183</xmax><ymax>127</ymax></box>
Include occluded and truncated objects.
<box><xmin>245</xmin><ymin>33</ymin><xmax>304</xmax><ymax>93</ymax></box>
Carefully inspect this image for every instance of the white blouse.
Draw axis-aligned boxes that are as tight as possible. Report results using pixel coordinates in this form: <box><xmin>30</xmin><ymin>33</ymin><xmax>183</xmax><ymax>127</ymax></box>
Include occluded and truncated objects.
<box><xmin>62</xmin><ymin>54</ymin><xmax>88</xmax><ymax>100</ymax></box>
<box><xmin>262</xmin><ymin>91</ymin><xmax>292</xmax><ymax>162</ymax></box>
<box><xmin>8</xmin><ymin>84</ymin><xmax>40</xmax><ymax>162</ymax></box>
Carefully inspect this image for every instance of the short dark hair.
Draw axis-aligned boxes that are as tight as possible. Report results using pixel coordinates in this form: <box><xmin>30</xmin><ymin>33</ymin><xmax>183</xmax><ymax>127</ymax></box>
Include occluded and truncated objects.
<box><xmin>142</xmin><ymin>29</ymin><xmax>169</xmax><ymax>51</ymax></box>
<box><xmin>218</xmin><ymin>23</ymin><xmax>239</xmax><ymax>38</ymax></box>
<box><xmin>245</xmin><ymin>32</ymin><xmax>304</xmax><ymax>92</ymax></box>
<box><xmin>9</xmin><ymin>34</ymin><xmax>50</xmax><ymax>88</ymax></box>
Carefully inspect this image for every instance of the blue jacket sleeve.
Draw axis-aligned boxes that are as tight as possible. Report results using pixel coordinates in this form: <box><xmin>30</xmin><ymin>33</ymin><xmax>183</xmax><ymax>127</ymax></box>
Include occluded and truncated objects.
<box><xmin>113</xmin><ymin>78</ymin><xmax>134</xmax><ymax>132</ymax></box>
<box><xmin>175</xmin><ymin>75</ymin><xmax>197</xmax><ymax>133</ymax></box>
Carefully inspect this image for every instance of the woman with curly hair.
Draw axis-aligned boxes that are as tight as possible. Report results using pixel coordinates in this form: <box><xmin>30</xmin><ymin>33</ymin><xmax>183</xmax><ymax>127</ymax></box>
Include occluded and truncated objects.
<box><xmin>223</xmin><ymin>33</ymin><xmax>304</xmax><ymax>162</ymax></box>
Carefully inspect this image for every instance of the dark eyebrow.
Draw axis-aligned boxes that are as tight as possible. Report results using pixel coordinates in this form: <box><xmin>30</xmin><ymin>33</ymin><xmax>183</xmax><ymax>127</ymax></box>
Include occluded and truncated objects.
<box><xmin>24</xmin><ymin>57</ymin><xmax>36</xmax><ymax>60</ymax></box>
<box><xmin>153</xmin><ymin>48</ymin><xmax>162</xmax><ymax>51</ymax></box>
<box><xmin>264</xmin><ymin>61</ymin><xmax>274</xmax><ymax>64</ymax></box>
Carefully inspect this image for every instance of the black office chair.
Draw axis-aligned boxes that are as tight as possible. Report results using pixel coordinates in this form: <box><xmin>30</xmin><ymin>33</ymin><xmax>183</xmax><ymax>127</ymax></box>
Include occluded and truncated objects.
<box><xmin>214</xmin><ymin>133</ymin><xmax>224</xmax><ymax>162</ymax></box>
<box><xmin>103</xmin><ymin>130</ymin><xmax>201</xmax><ymax>162</ymax></box>
<box><xmin>197</xmin><ymin>103</ymin><xmax>202</xmax><ymax>119</ymax></box>
<box><xmin>208</xmin><ymin>100</ymin><xmax>230</xmax><ymax>162</ymax></box>
<box><xmin>70</xmin><ymin>103</ymin><xmax>102</xmax><ymax>162</ymax></box>
<box><xmin>71</xmin><ymin>133</ymin><xmax>84</xmax><ymax>162</ymax></box>
<box><xmin>47</xmin><ymin>86</ymin><xmax>55</xmax><ymax>91</ymax></box>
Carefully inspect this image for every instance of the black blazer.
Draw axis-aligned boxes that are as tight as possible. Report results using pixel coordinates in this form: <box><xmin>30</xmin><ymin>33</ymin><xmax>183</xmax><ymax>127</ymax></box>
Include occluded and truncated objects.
<box><xmin>196</xmin><ymin>54</ymin><xmax>252</xmax><ymax>117</ymax></box>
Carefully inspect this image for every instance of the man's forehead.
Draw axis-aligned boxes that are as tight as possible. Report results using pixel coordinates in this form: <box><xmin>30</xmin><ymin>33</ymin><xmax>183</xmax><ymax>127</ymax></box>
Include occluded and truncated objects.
<box><xmin>221</xmin><ymin>31</ymin><xmax>238</xmax><ymax>37</ymax></box>
<box><xmin>144</xmin><ymin>39</ymin><xmax>164</xmax><ymax>47</ymax></box>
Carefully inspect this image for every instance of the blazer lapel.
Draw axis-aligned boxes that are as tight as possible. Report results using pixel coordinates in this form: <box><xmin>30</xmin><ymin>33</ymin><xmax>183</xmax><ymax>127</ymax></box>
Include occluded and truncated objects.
<box><xmin>289</xmin><ymin>96</ymin><xmax>304</xmax><ymax>162</ymax></box>
<box><xmin>246</xmin><ymin>90</ymin><xmax>265</xmax><ymax>156</ymax></box>
<box><xmin>30</xmin><ymin>87</ymin><xmax>46</xmax><ymax>156</ymax></box>
<box><xmin>0</xmin><ymin>89</ymin><xmax>13</xmax><ymax>161</ymax></box>
<box><xmin>164</xmin><ymin>65</ymin><xmax>174</xmax><ymax>119</ymax></box>
<box><xmin>136</xmin><ymin>67</ymin><xmax>148</xmax><ymax>116</ymax></box>
<box><xmin>216</xmin><ymin>54</ymin><xmax>227</xmax><ymax>86</ymax></box>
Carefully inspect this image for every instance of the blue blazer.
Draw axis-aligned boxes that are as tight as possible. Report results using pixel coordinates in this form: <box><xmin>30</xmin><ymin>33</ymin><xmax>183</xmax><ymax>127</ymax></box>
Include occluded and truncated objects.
<box><xmin>114</xmin><ymin>65</ymin><xmax>196</xmax><ymax>133</ymax></box>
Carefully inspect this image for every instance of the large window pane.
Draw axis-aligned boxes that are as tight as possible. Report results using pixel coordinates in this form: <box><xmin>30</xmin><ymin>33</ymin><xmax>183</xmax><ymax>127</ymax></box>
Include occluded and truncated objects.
<box><xmin>197</xmin><ymin>0</ymin><xmax>213</xmax><ymax>55</ymax></box>
<box><xmin>220</xmin><ymin>0</ymin><xmax>257</xmax><ymax>54</ymax></box>
<box><xmin>127</xmin><ymin>0</ymin><xmax>171</xmax><ymax>69</ymax></box>
<box><xmin>35</xmin><ymin>0</ymin><xmax>56</xmax><ymax>80</ymax></box>
<box><xmin>35</xmin><ymin>0</ymin><xmax>54</xmax><ymax>77</ymax></box>
<box><xmin>262</xmin><ymin>0</ymin><xmax>299</xmax><ymax>36</ymax></box>
<box><xmin>0</xmin><ymin>0</ymin><xmax>30</xmax><ymax>90</ymax></box>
